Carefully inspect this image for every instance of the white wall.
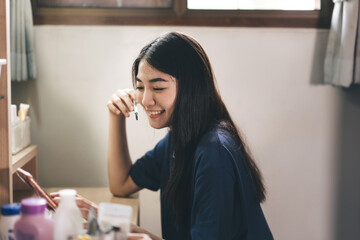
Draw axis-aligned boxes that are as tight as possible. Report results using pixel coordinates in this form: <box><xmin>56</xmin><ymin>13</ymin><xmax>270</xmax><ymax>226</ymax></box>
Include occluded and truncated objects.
<box><xmin>12</xmin><ymin>26</ymin><xmax>342</xmax><ymax>239</ymax></box>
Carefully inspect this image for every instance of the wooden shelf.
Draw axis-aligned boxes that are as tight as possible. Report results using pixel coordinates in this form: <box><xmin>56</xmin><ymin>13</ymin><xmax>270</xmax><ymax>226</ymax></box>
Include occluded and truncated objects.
<box><xmin>11</xmin><ymin>145</ymin><xmax>37</xmax><ymax>174</ymax></box>
<box><xmin>0</xmin><ymin>0</ymin><xmax>38</xmax><ymax>206</ymax></box>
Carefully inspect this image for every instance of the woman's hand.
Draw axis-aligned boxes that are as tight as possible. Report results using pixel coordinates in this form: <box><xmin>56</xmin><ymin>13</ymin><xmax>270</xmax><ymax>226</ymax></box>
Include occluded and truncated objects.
<box><xmin>107</xmin><ymin>88</ymin><xmax>136</xmax><ymax>117</ymax></box>
<box><xmin>50</xmin><ymin>192</ymin><xmax>98</xmax><ymax>220</ymax></box>
<box><xmin>130</xmin><ymin>223</ymin><xmax>164</xmax><ymax>240</ymax></box>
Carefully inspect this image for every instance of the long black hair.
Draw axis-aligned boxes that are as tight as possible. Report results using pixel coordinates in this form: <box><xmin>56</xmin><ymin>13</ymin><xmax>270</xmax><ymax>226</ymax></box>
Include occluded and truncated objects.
<box><xmin>132</xmin><ymin>32</ymin><xmax>265</xmax><ymax>224</ymax></box>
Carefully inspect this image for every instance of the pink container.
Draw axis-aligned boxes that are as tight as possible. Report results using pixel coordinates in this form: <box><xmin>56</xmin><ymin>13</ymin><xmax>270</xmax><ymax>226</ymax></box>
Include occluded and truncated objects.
<box><xmin>14</xmin><ymin>198</ymin><xmax>54</xmax><ymax>240</ymax></box>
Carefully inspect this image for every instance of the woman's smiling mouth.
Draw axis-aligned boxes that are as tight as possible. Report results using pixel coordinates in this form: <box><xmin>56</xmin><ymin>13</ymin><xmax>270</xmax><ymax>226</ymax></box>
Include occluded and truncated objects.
<box><xmin>148</xmin><ymin>110</ymin><xmax>165</xmax><ymax>118</ymax></box>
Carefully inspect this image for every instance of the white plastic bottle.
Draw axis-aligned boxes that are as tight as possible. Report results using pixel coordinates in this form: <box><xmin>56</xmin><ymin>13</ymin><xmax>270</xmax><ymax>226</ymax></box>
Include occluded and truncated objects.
<box><xmin>0</xmin><ymin>203</ymin><xmax>21</xmax><ymax>240</ymax></box>
<box><xmin>53</xmin><ymin>189</ymin><xmax>83</xmax><ymax>240</ymax></box>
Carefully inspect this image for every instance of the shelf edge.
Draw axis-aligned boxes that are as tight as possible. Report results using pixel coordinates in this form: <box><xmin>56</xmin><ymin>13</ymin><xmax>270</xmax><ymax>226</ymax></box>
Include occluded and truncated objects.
<box><xmin>11</xmin><ymin>145</ymin><xmax>38</xmax><ymax>174</ymax></box>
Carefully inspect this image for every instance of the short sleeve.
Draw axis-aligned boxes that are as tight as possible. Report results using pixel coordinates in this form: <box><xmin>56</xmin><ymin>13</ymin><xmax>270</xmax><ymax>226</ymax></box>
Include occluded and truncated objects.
<box><xmin>190</xmin><ymin>138</ymin><xmax>237</xmax><ymax>240</ymax></box>
<box><xmin>130</xmin><ymin>133</ymin><xmax>170</xmax><ymax>191</ymax></box>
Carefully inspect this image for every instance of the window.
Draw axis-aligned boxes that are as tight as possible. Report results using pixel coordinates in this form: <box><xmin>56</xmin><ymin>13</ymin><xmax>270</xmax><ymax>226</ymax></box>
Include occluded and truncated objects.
<box><xmin>37</xmin><ymin>0</ymin><xmax>172</xmax><ymax>8</ymax></box>
<box><xmin>31</xmin><ymin>0</ymin><xmax>333</xmax><ymax>28</ymax></box>
<box><xmin>188</xmin><ymin>0</ymin><xmax>319</xmax><ymax>10</ymax></box>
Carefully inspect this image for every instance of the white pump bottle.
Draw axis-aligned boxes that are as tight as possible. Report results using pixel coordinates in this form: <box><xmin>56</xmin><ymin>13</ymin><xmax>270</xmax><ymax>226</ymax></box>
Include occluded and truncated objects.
<box><xmin>53</xmin><ymin>189</ymin><xmax>83</xmax><ymax>240</ymax></box>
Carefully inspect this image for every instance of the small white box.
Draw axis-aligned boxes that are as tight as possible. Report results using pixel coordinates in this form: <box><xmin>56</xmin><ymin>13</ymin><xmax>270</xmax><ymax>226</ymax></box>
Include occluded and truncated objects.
<box><xmin>12</xmin><ymin>117</ymin><xmax>31</xmax><ymax>154</ymax></box>
<box><xmin>0</xmin><ymin>59</ymin><xmax>6</xmax><ymax>78</ymax></box>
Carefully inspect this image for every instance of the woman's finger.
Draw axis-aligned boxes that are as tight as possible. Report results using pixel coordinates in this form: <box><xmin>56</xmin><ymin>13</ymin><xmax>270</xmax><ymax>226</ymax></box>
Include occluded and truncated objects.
<box><xmin>74</xmin><ymin>197</ymin><xmax>98</xmax><ymax>213</ymax></box>
<box><xmin>111</xmin><ymin>93</ymin><xmax>130</xmax><ymax>117</ymax></box>
<box><xmin>107</xmin><ymin>88</ymin><xmax>136</xmax><ymax>116</ymax></box>
<box><xmin>79</xmin><ymin>207</ymin><xmax>90</xmax><ymax>220</ymax></box>
<box><xmin>49</xmin><ymin>192</ymin><xmax>59</xmax><ymax>198</ymax></box>
<box><xmin>107</xmin><ymin>100</ymin><xmax>120</xmax><ymax>115</ymax></box>
<box><xmin>119</xmin><ymin>89</ymin><xmax>135</xmax><ymax>111</ymax></box>
<box><xmin>128</xmin><ymin>89</ymin><xmax>136</xmax><ymax>102</ymax></box>
<box><xmin>52</xmin><ymin>197</ymin><xmax>60</xmax><ymax>205</ymax></box>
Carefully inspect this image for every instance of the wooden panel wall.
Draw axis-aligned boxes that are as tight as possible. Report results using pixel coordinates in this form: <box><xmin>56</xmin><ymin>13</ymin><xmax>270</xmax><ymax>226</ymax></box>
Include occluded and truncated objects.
<box><xmin>0</xmin><ymin>0</ymin><xmax>11</xmax><ymax>205</ymax></box>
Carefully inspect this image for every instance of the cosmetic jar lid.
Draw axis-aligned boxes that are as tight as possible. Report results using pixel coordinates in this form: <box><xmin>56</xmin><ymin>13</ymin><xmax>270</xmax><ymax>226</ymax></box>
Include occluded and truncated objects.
<box><xmin>20</xmin><ymin>198</ymin><xmax>46</xmax><ymax>215</ymax></box>
<box><xmin>1</xmin><ymin>203</ymin><xmax>21</xmax><ymax>216</ymax></box>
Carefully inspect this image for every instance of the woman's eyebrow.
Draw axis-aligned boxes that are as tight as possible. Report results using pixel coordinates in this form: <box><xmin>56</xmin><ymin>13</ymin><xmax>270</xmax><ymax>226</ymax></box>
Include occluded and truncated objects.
<box><xmin>150</xmin><ymin>78</ymin><xmax>168</xmax><ymax>83</ymax></box>
<box><xmin>136</xmin><ymin>77</ymin><xmax>168</xmax><ymax>83</ymax></box>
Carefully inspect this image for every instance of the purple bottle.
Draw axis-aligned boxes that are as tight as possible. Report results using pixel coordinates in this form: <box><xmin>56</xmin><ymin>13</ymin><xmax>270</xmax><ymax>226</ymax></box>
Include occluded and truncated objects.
<box><xmin>14</xmin><ymin>198</ymin><xmax>54</xmax><ymax>240</ymax></box>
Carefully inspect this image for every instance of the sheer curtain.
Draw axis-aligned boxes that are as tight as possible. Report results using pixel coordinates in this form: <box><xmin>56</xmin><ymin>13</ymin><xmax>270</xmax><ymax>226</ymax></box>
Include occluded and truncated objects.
<box><xmin>10</xmin><ymin>0</ymin><xmax>36</xmax><ymax>82</ymax></box>
<box><xmin>324</xmin><ymin>0</ymin><xmax>359</xmax><ymax>87</ymax></box>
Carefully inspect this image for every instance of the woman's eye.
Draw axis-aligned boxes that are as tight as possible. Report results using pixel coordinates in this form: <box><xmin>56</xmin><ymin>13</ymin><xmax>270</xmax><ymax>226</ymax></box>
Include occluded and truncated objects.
<box><xmin>154</xmin><ymin>88</ymin><xmax>165</xmax><ymax>91</ymax></box>
<box><xmin>136</xmin><ymin>86</ymin><xmax>144</xmax><ymax>90</ymax></box>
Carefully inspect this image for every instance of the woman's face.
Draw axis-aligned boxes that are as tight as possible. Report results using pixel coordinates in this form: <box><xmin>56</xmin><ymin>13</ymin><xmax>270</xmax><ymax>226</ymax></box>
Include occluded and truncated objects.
<box><xmin>135</xmin><ymin>59</ymin><xmax>177</xmax><ymax>129</ymax></box>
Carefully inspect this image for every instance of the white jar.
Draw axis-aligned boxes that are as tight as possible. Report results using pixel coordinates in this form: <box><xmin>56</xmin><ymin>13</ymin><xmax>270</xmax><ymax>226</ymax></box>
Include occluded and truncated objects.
<box><xmin>0</xmin><ymin>203</ymin><xmax>21</xmax><ymax>240</ymax></box>
<box><xmin>53</xmin><ymin>189</ymin><xmax>83</xmax><ymax>240</ymax></box>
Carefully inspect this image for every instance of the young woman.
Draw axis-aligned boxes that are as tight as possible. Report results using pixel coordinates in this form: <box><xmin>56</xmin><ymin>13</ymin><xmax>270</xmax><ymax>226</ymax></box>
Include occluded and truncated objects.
<box><xmin>52</xmin><ymin>32</ymin><xmax>272</xmax><ymax>240</ymax></box>
<box><xmin>105</xmin><ymin>32</ymin><xmax>273</xmax><ymax>240</ymax></box>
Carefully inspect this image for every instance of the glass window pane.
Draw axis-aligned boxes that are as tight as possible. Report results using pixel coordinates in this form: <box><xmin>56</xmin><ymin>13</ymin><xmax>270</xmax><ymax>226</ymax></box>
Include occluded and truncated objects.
<box><xmin>188</xmin><ymin>0</ymin><xmax>238</xmax><ymax>10</ymax></box>
<box><xmin>38</xmin><ymin>0</ymin><xmax>173</xmax><ymax>8</ymax></box>
<box><xmin>188</xmin><ymin>0</ymin><xmax>317</xmax><ymax>10</ymax></box>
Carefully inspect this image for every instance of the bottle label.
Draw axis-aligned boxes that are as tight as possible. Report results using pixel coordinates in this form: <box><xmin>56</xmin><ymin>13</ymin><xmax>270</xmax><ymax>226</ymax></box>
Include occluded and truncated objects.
<box><xmin>8</xmin><ymin>229</ymin><xmax>15</xmax><ymax>240</ymax></box>
<box><xmin>15</xmin><ymin>230</ymin><xmax>35</xmax><ymax>240</ymax></box>
<box><xmin>0</xmin><ymin>229</ymin><xmax>15</xmax><ymax>240</ymax></box>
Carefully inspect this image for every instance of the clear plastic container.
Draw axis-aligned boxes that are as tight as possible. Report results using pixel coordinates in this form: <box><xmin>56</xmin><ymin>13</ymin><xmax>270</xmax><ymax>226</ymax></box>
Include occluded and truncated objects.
<box><xmin>11</xmin><ymin>117</ymin><xmax>31</xmax><ymax>154</ymax></box>
<box><xmin>14</xmin><ymin>198</ymin><xmax>54</xmax><ymax>240</ymax></box>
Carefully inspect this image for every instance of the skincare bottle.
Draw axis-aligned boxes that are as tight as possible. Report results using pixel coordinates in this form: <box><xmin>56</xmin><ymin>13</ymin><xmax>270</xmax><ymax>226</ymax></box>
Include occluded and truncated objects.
<box><xmin>0</xmin><ymin>203</ymin><xmax>21</xmax><ymax>240</ymax></box>
<box><xmin>53</xmin><ymin>189</ymin><xmax>83</xmax><ymax>240</ymax></box>
<box><xmin>14</xmin><ymin>198</ymin><xmax>54</xmax><ymax>240</ymax></box>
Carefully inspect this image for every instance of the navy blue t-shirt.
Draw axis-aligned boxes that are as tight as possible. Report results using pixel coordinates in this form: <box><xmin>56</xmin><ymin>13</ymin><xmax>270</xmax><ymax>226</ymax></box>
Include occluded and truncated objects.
<box><xmin>130</xmin><ymin>126</ymin><xmax>273</xmax><ymax>240</ymax></box>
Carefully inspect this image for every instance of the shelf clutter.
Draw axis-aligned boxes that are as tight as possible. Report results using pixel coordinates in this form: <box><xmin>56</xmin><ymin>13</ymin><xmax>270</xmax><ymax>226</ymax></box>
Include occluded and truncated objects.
<box><xmin>0</xmin><ymin>59</ymin><xmax>6</xmax><ymax>79</ymax></box>
<box><xmin>11</xmin><ymin>117</ymin><xmax>31</xmax><ymax>155</ymax></box>
<box><xmin>11</xmin><ymin>104</ymin><xmax>31</xmax><ymax>155</ymax></box>
<box><xmin>1</xmin><ymin>187</ymin><xmax>141</xmax><ymax>240</ymax></box>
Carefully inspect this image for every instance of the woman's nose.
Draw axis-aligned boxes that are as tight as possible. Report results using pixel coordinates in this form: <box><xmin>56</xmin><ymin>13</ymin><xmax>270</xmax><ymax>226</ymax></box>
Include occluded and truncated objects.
<box><xmin>141</xmin><ymin>90</ymin><xmax>155</xmax><ymax>107</ymax></box>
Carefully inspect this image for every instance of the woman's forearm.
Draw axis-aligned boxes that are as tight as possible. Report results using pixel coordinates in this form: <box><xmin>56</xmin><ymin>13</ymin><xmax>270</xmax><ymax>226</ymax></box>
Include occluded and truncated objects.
<box><xmin>107</xmin><ymin>112</ymin><xmax>133</xmax><ymax>196</ymax></box>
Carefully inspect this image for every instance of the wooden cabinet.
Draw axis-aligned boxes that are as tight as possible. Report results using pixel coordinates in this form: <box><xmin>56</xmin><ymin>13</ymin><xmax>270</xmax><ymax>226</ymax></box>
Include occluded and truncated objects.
<box><xmin>0</xmin><ymin>0</ymin><xmax>38</xmax><ymax>206</ymax></box>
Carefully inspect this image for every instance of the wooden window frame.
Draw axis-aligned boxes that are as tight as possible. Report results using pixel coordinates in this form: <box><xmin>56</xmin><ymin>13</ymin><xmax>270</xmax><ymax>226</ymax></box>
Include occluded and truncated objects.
<box><xmin>31</xmin><ymin>0</ymin><xmax>334</xmax><ymax>28</ymax></box>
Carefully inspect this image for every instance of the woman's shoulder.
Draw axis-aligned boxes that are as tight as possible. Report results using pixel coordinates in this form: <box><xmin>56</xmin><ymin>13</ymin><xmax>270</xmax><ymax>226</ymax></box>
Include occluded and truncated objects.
<box><xmin>195</xmin><ymin>125</ymin><xmax>242</xmax><ymax>167</ymax></box>
<box><xmin>198</xmin><ymin>124</ymin><xmax>239</xmax><ymax>151</ymax></box>
<box><xmin>151</xmin><ymin>131</ymin><xmax>172</xmax><ymax>156</ymax></box>
<box><xmin>155</xmin><ymin>131</ymin><xmax>171</xmax><ymax>148</ymax></box>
